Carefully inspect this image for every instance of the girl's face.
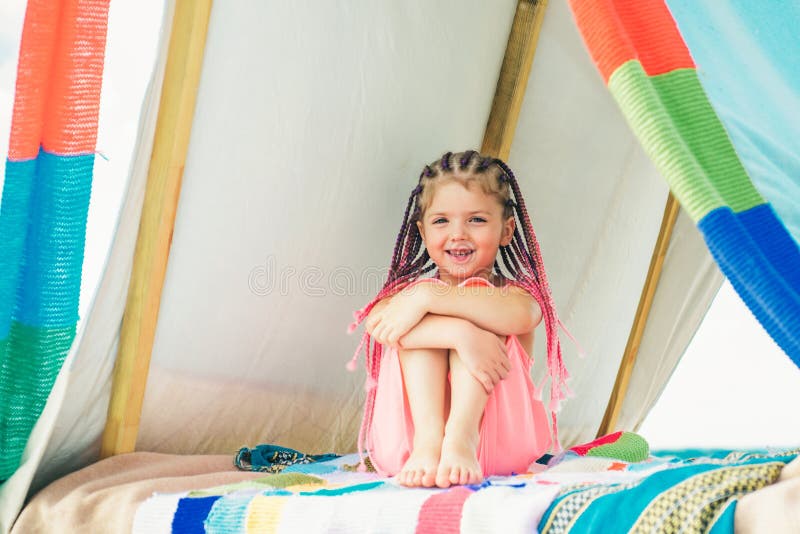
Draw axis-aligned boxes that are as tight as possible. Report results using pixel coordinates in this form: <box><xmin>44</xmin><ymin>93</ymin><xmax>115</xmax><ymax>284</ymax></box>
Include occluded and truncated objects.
<box><xmin>416</xmin><ymin>180</ymin><xmax>514</xmax><ymax>285</ymax></box>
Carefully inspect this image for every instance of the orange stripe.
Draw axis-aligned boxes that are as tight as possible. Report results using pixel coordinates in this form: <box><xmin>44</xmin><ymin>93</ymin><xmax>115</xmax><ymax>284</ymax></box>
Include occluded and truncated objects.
<box><xmin>42</xmin><ymin>0</ymin><xmax>110</xmax><ymax>155</ymax></box>
<box><xmin>8</xmin><ymin>0</ymin><xmax>110</xmax><ymax>160</ymax></box>
<box><xmin>568</xmin><ymin>0</ymin><xmax>694</xmax><ymax>83</ymax></box>
<box><xmin>9</xmin><ymin>0</ymin><xmax>63</xmax><ymax>160</ymax></box>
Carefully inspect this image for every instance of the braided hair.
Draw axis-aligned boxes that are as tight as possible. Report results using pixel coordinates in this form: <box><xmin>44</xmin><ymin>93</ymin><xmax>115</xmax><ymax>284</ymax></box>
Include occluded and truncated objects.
<box><xmin>348</xmin><ymin>150</ymin><xmax>570</xmax><ymax>463</ymax></box>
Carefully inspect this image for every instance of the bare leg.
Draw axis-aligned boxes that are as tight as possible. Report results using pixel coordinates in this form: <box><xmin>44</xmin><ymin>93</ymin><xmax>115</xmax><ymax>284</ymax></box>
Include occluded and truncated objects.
<box><xmin>436</xmin><ymin>348</ymin><xmax>488</xmax><ymax>488</ymax></box>
<box><xmin>735</xmin><ymin>456</ymin><xmax>800</xmax><ymax>533</ymax></box>
<box><xmin>396</xmin><ymin>347</ymin><xmax>448</xmax><ymax>487</ymax></box>
<box><xmin>779</xmin><ymin>455</ymin><xmax>800</xmax><ymax>482</ymax></box>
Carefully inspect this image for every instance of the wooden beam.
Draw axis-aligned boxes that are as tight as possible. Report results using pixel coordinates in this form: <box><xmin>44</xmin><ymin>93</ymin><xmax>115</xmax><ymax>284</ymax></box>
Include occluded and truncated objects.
<box><xmin>481</xmin><ymin>0</ymin><xmax>548</xmax><ymax>160</ymax></box>
<box><xmin>597</xmin><ymin>193</ymin><xmax>681</xmax><ymax>437</ymax></box>
<box><xmin>100</xmin><ymin>0</ymin><xmax>213</xmax><ymax>458</ymax></box>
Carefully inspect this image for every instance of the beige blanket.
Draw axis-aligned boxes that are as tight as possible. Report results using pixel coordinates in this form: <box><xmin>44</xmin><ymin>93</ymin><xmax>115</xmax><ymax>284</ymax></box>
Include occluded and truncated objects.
<box><xmin>12</xmin><ymin>452</ymin><xmax>264</xmax><ymax>533</ymax></box>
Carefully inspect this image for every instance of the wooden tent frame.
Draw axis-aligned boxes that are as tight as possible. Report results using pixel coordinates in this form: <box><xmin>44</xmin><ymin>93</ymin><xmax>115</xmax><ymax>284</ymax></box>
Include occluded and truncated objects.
<box><xmin>101</xmin><ymin>0</ymin><xmax>678</xmax><ymax>456</ymax></box>
<box><xmin>101</xmin><ymin>0</ymin><xmax>214</xmax><ymax>457</ymax></box>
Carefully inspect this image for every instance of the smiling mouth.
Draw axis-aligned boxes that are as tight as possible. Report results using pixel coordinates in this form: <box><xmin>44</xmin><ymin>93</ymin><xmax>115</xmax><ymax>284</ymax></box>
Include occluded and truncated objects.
<box><xmin>446</xmin><ymin>250</ymin><xmax>474</xmax><ymax>259</ymax></box>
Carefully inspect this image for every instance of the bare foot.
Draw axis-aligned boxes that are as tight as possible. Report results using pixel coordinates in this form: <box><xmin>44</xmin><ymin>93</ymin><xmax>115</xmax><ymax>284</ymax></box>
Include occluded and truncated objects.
<box><xmin>397</xmin><ymin>436</ymin><xmax>441</xmax><ymax>487</ymax></box>
<box><xmin>435</xmin><ymin>431</ymin><xmax>482</xmax><ymax>488</ymax></box>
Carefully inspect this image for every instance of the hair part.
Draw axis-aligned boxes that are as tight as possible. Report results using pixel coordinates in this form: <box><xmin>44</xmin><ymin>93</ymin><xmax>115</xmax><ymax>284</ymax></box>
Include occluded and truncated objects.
<box><xmin>415</xmin><ymin>150</ymin><xmax>515</xmax><ymax>220</ymax></box>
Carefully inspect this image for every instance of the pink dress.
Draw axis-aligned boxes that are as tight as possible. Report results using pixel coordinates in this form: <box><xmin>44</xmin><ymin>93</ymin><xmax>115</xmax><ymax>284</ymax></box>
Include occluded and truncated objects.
<box><xmin>366</xmin><ymin>277</ymin><xmax>552</xmax><ymax>477</ymax></box>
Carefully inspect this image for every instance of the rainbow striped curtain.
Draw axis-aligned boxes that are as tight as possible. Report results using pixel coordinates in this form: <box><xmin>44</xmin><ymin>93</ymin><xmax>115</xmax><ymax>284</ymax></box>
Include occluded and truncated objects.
<box><xmin>0</xmin><ymin>0</ymin><xmax>110</xmax><ymax>481</ymax></box>
<box><xmin>568</xmin><ymin>0</ymin><xmax>800</xmax><ymax>369</ymax></box>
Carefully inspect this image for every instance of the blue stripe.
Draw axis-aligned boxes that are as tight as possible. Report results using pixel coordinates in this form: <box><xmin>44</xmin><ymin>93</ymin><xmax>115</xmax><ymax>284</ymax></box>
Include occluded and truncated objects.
<box><xmin>204</xmin><ymin>493</ymin><xmax>252</xmax><ymax>534</ymax></box>
<box><xmin>15</xmin><ymin>150</ymin><xmax>94</xmax><ymax>328</ymax></box>
<box><xmin>0</xmin><ymin>159</ymin><xmax>37</xmax><ymax>339</ymax></box>
<box><xmin>739</xmin><ymin>204</ymin><xmax>800</xmax><ymax>294</ymax></box>
<box><xmin>708</xmin><ymin>500</ymin><xmax>737</xmax><ymax>534</ymax></box>
<box><xmin>666</xmin><ymin>0</ymin><xmax>800</xmax><ymax>245</ymax></box>
<box><xmin>698</xmin><ymin>206</ymin><xmax>800</xmax><ymax>367</ymax></box>
<box><xmin>172</xmin><ymin>496</ymin><xmax>220</xmax><ymax>534</ymax></box>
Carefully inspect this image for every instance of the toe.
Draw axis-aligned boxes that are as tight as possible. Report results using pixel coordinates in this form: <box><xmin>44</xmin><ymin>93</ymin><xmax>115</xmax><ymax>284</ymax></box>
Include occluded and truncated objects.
<box><xmin>411</xmin><ymin>469</ymin><xmax>423</xmax><ymax>487</ymax></box>
<box><xmin>398</xmin><ymin>470</ymin><xmax>409</xmax><ymax>486</ymax></box>
<box><xmin>436</xmin><ymin>468</ymin><xmax>451</xmax><ymax>488</ymax></box>
<box><xmin>470</xmin><ymin>469</ymin><xmax>482</xmax><ymax>485</ymax></box>
<box><xmin>422</xmin><ymin>468</ymin><xmax>436</xmax><ymax>487</ymax></box>
<box><xmin>450</xmin><ymin>467</ymin><xmax>461</xmax><ymax>485</ymax></box>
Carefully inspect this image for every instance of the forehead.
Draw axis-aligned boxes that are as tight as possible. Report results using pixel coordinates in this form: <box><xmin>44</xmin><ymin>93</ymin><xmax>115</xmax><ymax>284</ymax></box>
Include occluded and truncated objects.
<box><xmin>426</xmin><ymin>180</ymin><xmax>501</xmax><ymax>214</ymax></box>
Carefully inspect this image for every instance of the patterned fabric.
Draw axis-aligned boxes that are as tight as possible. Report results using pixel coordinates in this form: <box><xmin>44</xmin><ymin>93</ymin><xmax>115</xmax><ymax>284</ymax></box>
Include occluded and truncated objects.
<box><xmin>132</xmin><ymin>448</ymin><xmax>797</xmax><ymax>533</ymax></box>
<box><xmin>549</xmin><ymin>432</ymin><xmax>651</xmax><ymax>468</ymax></box>
<box><xmin>540</xmin><ymin>448</ymin><xmax>798</xmax><ymax>534</ymax></box>
<box><xmin>234</xmin><ymin>444</ymin><xmax>339</xmax><ymax>474</ymax></box>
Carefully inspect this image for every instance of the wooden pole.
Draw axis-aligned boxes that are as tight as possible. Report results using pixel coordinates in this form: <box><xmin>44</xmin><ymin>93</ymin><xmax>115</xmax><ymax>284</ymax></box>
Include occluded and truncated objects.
<box><xmin>481</xmin><ymin>0</ymin><xmax>548</xmax><ymax>160</ymax></box>
<box><xmin>100</xmin><ymin>0</ymin><xmax>213</xmax><ymax>458</ymax></box>
<box><xmin>597</xmin><ymin>193</ymin><xmax>681</xmax><ymax>437</ymax></box>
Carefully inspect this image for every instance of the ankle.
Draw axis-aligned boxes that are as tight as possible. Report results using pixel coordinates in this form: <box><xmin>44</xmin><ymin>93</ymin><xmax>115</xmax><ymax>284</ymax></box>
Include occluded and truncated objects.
<box><xmin>412</xmin><ymin>426</ymin><xmax>444</xmax><ymax>449</ymax></box>
<box><xmin>443</xmin><ymin>422</ymin><xmax>479</xmax><ymax>445</ymax></box>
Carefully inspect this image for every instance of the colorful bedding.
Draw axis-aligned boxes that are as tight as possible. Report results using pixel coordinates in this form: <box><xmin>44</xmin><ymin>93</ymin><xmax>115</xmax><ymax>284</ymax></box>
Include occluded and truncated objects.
<box><xmin>129</xmin><ymin>448</ymin><xmax>797</xmax><ymax>533</ymax></box>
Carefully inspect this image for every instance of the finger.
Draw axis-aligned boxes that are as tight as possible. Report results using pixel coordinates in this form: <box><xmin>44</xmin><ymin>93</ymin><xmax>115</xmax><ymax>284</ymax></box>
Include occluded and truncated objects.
<box><xmin>373</xmin><ymin>324</ymin><xmax>387</xmax><ymax>344</ymax></box>
<box><xmin>498</xmin><ymin>339</ymin><xmax>508</xmax><ymax>355</ymax></box>
<box><xmin>497</xmin><ymin>364</ymin><xmax>509</xmax><ymax>380</ymax></box>
<box><xmin>387</xmin><ymin>330</ymin><xmax>399</xmax><ymax>348</ymax></box>
<box><xmin>489</xmin><ymin>368</ymin><xmax>501</xmax><ymax>386</ymax></box>
<box><xmin>366</xmin><ymin>315</ymin><xmax>382</xmax><ymax>332</ymax></box>
<box><xmin>480</xmin><ymin>373</ymin><xmax>493</xmax><ymax>394</ymax></box>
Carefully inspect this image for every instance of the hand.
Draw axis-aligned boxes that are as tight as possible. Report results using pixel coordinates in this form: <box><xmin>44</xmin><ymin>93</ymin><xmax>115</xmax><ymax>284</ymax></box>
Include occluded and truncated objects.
<box><xmin>366</xmin><ymin>285</ymin><xmax>431</xmax><ymax>348</ymax></box>
<box><xmin>455</xmin><ymin>325</ymin><xmax>511</xmax><ymax>394</ymax></box>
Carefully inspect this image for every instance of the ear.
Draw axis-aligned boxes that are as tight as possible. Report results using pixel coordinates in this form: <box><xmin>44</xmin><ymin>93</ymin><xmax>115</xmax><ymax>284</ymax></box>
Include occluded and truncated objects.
<box><xmin>416</xmin><ymin>220</ymin><xmax>425</xmax><ymax>242</ymax></box>
<box><xmin>500</xmin><ymin>217</ymin><xmax>515</xmax><ymax>246</ymax></box>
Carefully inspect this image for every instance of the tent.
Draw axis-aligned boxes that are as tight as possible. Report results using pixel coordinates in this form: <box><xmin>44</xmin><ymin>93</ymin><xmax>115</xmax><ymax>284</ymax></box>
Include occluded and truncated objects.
<box><xmin>0</xmin><ymin>0</ymin><xmax>798</xmax><ymax>530</ymax></box>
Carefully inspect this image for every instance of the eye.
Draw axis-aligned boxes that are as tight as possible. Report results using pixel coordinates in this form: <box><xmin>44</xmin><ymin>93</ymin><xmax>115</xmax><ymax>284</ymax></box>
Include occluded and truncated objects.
<box><xmin>470</xmin><ymin>217</ymin><xmax>487</xmax><ymax>223</ymax></box>
<box><xmin>432</xmin><ymin>218</ymin><xmax>447</xmax><ymax>224</ymax></box>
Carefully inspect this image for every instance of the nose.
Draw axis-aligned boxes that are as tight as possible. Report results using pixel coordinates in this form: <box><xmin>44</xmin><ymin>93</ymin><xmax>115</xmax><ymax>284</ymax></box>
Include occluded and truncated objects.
<box><xmin>450</xmin><ymin>222</ymin><xmax>467</xmax><ymax>239</ymax></box>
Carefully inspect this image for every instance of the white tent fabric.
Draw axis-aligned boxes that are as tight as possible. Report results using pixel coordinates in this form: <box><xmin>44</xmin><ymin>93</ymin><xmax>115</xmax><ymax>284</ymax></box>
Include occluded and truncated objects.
<box><xmin>1</xmin><ymin>0</ymin><xmax>723</xmax><ymax>529</ymax></box>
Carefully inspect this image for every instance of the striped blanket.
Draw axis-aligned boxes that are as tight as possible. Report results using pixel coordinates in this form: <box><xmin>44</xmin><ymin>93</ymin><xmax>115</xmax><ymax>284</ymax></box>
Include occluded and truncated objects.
<box><xmin>132</xmin><ymin>449</ymin><xmax>797</xmax><ymax>533</ymax></box>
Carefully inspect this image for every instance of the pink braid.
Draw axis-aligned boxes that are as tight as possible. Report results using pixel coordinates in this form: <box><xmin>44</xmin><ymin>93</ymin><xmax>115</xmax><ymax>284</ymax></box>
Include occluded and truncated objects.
<box><xmin>348</xmin><ymin>151</ymin><xmax>578</xmax><ymax>463</ymax></box>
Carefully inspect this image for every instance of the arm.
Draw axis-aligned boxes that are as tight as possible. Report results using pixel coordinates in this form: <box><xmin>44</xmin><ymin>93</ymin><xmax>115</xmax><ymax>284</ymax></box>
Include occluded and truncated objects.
<box><xmin>364</xmin><ymin>282</ymin><xmax>541</xmax><ymax>346</ymax></box>
<box><xmin>395</xmin><ymin>314</ymin><xmax>475</xmax><ymax>350</ymax></box>
<box><xmin>424</xmin><ymin>283</ymin><xmax>542</xmax><ymax>336</ymax></box>
<box><xmin>366</xmin><ymin>297</ymin><xmax>511</xmax><ymax>392</ymax></box>
<box><xmin>399</xmin><ymin>313</ymin><xmax>512</xmax><ymax>393</ymax></box>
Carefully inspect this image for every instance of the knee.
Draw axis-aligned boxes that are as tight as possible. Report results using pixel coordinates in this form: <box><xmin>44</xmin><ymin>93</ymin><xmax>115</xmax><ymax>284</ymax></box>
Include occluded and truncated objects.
<box><xmin>398</xmin><ymin>347</ymin><xmax>448</xmax><ymax>360</ymax></box>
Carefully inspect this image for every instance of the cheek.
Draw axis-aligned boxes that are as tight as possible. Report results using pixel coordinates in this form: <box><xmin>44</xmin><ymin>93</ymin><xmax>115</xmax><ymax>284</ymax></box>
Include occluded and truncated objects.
<box><xmin>425</xmin><ymin>228</ymin><xmax>447</xmax><ymax>244</ymax></box>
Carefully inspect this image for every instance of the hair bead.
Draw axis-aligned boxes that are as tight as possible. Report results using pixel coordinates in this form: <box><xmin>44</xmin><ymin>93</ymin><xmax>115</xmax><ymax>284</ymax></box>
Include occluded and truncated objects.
<box><xmin>459</xmin><ymin>150</ymin><xmax>476</xmax><ymax>169</ymax></box>
<box><xmin>441</xmin><ymin>152</ymin><xmax>453</xmax><ymax>171</ymax></box>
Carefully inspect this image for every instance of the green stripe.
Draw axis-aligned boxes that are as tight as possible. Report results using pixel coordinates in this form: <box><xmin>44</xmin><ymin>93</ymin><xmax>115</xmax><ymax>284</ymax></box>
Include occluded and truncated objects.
<box><xmin>608</xmin><ymin>61</ymin><xmax>764</xmax><ymax>221</ymax></box>
<box><xmin>0</xmin><ymin>321</ymin><xmax>75</xmax><ymax>479</ymax></box>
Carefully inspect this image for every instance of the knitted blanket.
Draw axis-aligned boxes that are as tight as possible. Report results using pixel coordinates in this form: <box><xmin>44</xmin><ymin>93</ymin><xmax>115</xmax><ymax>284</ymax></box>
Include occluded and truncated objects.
<box><xmin>130</xmin><ymin>448</ymin><xmax>798</xmax><ymax>533</ymax></box>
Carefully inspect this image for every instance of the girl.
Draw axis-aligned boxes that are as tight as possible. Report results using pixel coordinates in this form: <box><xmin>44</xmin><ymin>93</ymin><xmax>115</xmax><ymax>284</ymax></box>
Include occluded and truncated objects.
<box><xmin>347</xmin><ymin>150</ymin><xmax>569</xmax><ymax>489</ymax></box>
